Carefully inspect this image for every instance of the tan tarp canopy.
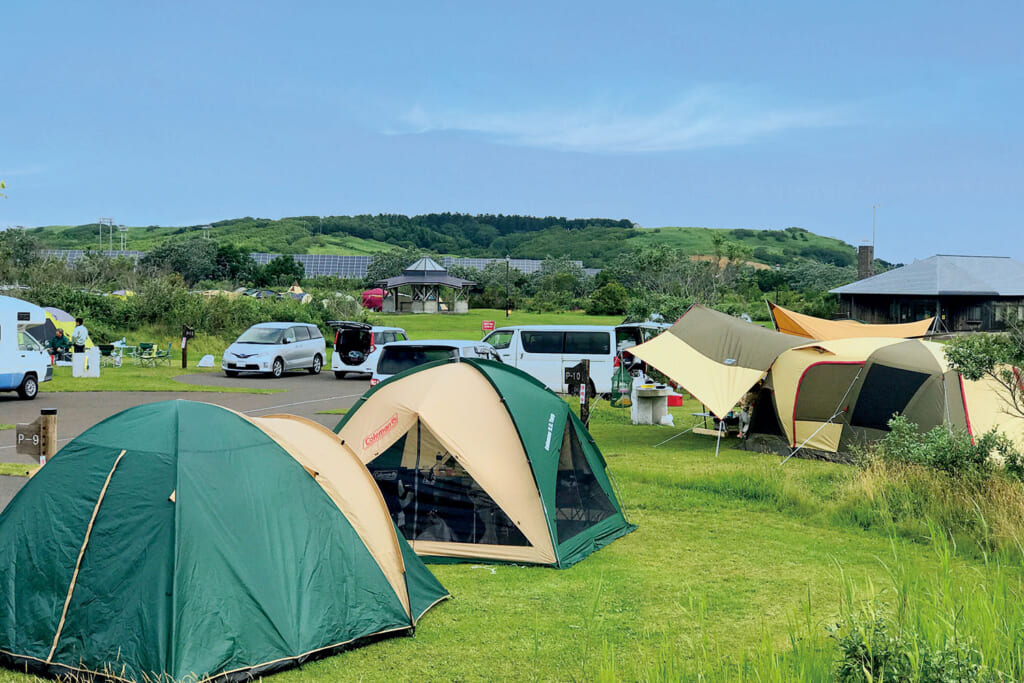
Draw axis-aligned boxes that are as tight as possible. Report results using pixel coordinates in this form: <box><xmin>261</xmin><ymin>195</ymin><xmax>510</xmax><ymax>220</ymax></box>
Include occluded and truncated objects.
<box><xmin>629</xmin><ymin>304</ymin><xmax>808</xmax><ymax>418</ymax></box>
<box><xmin>769</xmin><ymin>302</ymin><xmax>934</xmax><ymax>340</ymax></box>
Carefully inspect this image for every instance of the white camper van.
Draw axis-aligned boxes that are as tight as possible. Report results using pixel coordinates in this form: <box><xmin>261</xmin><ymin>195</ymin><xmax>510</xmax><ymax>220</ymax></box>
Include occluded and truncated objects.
<box><xmin>481</xmin><ymin>322</ymin><xmax>668</xmax><ymax>395</ymax></box>
<box><xmin>0</xmin><ymin>295</ymin><xmax>53</xmax><ymax>400</ymax></box>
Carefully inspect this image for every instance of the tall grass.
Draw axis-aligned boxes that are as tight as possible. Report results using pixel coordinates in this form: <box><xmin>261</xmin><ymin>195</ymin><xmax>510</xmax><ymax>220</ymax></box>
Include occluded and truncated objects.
<box><xmin>833</xmin><ymin>459</ymin><xmax>1024</xmax><ymax>561</ymax></box>
<box><xmin>591</xmin><ymin>524</ymin><xmax>1024</xmax><ymax>681</ymax></box>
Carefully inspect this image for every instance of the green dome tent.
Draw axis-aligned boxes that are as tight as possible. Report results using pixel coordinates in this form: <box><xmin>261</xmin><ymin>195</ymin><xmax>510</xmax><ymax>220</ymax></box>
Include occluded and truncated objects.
<box><xmin>0</xmin><ymin>400</ymin><xmax>448</xmax><ymax>683</ymax></box>
<box><xmin>334</xmin><ymin>358</ymin><xmax>636</xmax><ymax>568</ymax></box>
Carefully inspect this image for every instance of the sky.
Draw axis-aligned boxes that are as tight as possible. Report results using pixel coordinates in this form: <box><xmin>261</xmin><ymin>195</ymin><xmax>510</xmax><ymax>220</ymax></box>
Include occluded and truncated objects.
<box><xmin>2</xmin><ymin>1</ymin><xmax>1022</xmax><ymax>265</ymax></box>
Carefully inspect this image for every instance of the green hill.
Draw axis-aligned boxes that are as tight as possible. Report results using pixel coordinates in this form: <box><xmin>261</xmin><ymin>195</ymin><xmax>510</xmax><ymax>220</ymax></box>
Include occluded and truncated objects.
<box><xmin>26</xmin><ymin>214</ymin><xmax>876</xmax><ymax>269</ymax></box>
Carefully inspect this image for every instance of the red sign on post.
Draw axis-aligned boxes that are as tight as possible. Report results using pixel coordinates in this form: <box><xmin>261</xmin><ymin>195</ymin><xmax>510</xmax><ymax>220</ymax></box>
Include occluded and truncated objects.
<box><xmin>482</xmin><ymin>320</ymin><xmax>495</xmax><ymax>331</ymax></box>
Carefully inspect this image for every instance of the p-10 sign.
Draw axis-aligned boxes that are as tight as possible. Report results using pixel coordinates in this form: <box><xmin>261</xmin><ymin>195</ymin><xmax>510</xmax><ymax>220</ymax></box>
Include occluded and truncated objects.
<box><xmin>481</xmin><ymin>320</ymin><xmax>495</xmax><ymax>331</ymax></box>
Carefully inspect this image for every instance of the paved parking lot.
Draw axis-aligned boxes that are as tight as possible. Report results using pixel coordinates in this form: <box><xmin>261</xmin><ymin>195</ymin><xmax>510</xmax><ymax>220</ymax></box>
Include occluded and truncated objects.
<box><xmin>0</xmin><ymin>370</ymin><xmax>370</xmax><ymax>509</ymax></box>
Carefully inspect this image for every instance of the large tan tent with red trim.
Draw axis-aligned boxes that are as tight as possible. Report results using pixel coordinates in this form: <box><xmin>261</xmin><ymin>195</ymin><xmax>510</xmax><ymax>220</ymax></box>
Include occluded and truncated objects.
<box><xmin>757</xmin><ymin>337</ymin><xmax>1023</xmax><ymax>455</ymax></box>
<box><xmin>630</xmin><ymin>306</ymin><xmax>1023</xmax><ymax>458</ymax></box>
<box><xmin>768</xmin><ymin>302</ymin><xmax>934</xmax><ymax>340</ymax></box>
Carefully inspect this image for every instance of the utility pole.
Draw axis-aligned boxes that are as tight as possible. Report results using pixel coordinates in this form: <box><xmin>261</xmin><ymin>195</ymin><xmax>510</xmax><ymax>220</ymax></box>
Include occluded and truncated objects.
<box><xmin>98</xmin><ymin>218</ymin><xmax>114</xmax><ymax>253</ymax></box>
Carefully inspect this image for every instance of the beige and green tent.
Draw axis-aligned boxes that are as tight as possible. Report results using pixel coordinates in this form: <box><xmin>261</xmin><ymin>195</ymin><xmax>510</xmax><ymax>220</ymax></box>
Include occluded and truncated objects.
<box><xmin>334</xmin><ymin>358</ymin><xmax>635</xmax><ymax>567</ymax></box>
<box><xmin>768</xmin><ymin>302</ymin><xmax>934</xmax><ymax>340</ymax></box>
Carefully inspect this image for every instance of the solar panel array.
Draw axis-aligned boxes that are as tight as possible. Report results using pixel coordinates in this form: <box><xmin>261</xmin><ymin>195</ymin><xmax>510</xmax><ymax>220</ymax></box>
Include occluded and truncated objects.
<box><xmin>443</xmin><ymin>257</ymin><xmax>582</xmax><ymax>274</ymax></box>
<box><xmin>37</xmin><ymin>250</ymin><xmax>590</xmax><ymax>278</ymax></box>
<box><xmin>251</xmin><ymin>254</ymin><xmax>373</xmax><ymax>278</ymax></box>
<box><xmin>40</xmin><ymin>249</ymin><xmax>145</xmax><ymax>262</ymax></box>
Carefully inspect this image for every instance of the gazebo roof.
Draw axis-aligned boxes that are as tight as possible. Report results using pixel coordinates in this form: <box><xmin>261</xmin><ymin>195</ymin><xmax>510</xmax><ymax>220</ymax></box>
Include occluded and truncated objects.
<box><xmin>403</xmin><ymin>257</ymin><xmax>447</xmax><ymax>274</ymax></box>
<box><xmin>377</xmin><ymin>256</ymin><xmax>476</xmax><ymax>289</ymax></box>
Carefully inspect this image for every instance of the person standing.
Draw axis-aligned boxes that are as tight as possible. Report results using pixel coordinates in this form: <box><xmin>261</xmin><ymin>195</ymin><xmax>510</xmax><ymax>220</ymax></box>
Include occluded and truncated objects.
<box><xmin>71</xmin><ymin>317</ymin><xmax>88</xmax><ymax>353</ymax></box>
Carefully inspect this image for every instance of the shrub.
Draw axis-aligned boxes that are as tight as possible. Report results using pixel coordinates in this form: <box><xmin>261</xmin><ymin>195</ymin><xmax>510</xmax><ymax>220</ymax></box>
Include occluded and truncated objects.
<box><xmin>586</xmin><ymin>282</ymin><xmax>629</xmax><ymax>315</ymax></box>
<box><xmin>872</xmin><ymin>415</ymin><xmax>1017</xmax><ymax>479</ymax></box>
<box><xmin>831</xmin><ymin>613</ymin><xmax>992</xmax><ymax>683</ymax></box>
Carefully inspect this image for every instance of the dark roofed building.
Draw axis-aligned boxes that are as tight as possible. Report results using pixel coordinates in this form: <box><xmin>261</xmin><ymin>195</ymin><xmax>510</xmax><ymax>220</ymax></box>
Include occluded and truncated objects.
<box><xmin>830</xmin><ymin>254</ymin><xmax>1024</xmax><ymax>333</ymax></box>
<box><xmin>378</xmin><ymin>257</ymin><xmax>476</xmax><ymax>313</ymax></box>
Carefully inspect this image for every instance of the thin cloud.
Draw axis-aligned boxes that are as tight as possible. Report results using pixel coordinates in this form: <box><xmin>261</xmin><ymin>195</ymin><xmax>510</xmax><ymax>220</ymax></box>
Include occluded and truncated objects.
<box><xmin>0</xmin><ymin>165</ymin><xmax>47</xmax><ymax>177</ymax></box>
<box><xmin>390</xmin><ymin>88</ymin><xmax>852</xmax><ymax>153</ymax></box>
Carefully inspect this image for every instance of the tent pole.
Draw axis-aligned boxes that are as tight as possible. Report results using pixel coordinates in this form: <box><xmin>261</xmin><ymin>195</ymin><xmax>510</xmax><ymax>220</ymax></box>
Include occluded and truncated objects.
<box><xmin>780</xmin><ymin>366</ymin><xmax>864</xmax><ymax>465</ymax></box>
<box><xmin>412</xmin><ymin>421</ymin><xmax>421</xmax><ymax>539</ymax></box>
<box><xmin>653</xmin><ymin>426</ymin><xmax>694</xmax><ymax>447</ymax></box>
<box><xmin>714</xmin><ymin>420</ymin><xmax>724</xmax><ymax>457</ymax></box>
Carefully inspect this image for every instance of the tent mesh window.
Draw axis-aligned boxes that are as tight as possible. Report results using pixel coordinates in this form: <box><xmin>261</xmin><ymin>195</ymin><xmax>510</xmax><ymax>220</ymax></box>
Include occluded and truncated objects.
<box><xmin>850</xmin><ymin>365</ymin><xmax>930</xmax><ymax>431</ymax></box>
<box><xmin>555</xmin><ymin>418</ymin><xmax>616</xmax><ymax>542</ymax></box>
<box><xmin>794</xmin><ymin>363</ymin><xmax>864</xmax><ymax>422</ymax></box>
<box><xmin>367</xmin><ymin>423</ymin><xmax>529</xmax><ymax>546</ymax></box>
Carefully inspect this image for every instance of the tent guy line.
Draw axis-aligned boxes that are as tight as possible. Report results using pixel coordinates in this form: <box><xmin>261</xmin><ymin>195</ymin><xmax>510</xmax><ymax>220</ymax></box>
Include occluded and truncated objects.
<box><xmin>243</xmin><ymin>393</ymin><xmax>364</xmax><ymax>414</ymax></box>
<box><xmin>0</xmin><ymin>393</ymin><xmax>364</xmax><ymax>451</ymax></box>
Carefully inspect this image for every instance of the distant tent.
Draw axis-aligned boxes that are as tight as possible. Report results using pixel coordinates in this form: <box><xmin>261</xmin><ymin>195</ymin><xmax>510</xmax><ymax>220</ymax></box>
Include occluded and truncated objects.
<box><xmin>629</xmin><ymin>304</ymin><xmax>807</xmax><ymax>418</ymax></box>
<box><xmin>43</xmin><ymin>306</ymin><xmax>74</xmax><ymax>322</ymax></box>
<box><xmin>334</xmin><ymin>359</ymin><xmax>635</xmax><ymax>567</ymax></box>
<box><xmin>362</xmin><ymin>288</ymin><xmax>384</xmax><ymax>311</ymax></box>
<box><xmin>0</xmin><ymin>400</ymin><xmax>448</xmax><ymax>683</ymax></box>
<box><xmin>768</xmin><ymin>302</ymin><xmax>934</xmax><ymax>340</ymax></box>
<box><xmin>26</xmin><ymin>306</ymin><xmax>93</xmax><ymax>348</ymax></box>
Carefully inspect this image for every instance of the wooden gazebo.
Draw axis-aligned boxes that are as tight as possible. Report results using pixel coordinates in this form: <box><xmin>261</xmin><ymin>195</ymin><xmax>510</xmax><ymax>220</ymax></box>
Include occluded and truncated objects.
<box><xmin>377</xmin><ymin>257</ymin><xmax>475</xmax><ymax>313</ymax></box>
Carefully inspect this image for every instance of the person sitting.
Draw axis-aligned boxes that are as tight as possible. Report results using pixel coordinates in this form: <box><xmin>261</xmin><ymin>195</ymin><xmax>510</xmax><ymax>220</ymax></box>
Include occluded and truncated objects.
<box><xmin>737</xmin><ymin>384</ymin><xmax>761</xmax><ymax>439</ymax></box>
<box><xmin>47</xmin><ymin>329</ymin><xmax>72</xmax><ymax>361</ymax></box>
<box><xmin>416</xmin><ymin>508</ymin><xmax>454</xmax><ymax>542</ymax></box>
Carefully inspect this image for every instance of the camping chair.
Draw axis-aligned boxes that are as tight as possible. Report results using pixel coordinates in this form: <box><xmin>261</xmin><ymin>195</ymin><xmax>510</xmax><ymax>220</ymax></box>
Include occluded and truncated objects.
<box><xmin>97</xmin><ymin>344</ymin><xmax>122</xmax><ymax>368</ymax></box>
<box><xmin>136</xmin><ymin>342</ymin><xmax>157</xmax><ymax>367</ymax></box>
<box><xmin>152</xmin><ymin>342</ymin><xmax>172</xmax><ymax>366</ymax></box>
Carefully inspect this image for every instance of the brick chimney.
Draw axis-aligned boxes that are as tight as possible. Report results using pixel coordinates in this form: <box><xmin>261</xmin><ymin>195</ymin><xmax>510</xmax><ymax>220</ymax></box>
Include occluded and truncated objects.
<box><xmin>858</xmin><ymin>245</ymin><xmax>875</xmax><ymax>280</ymax></box>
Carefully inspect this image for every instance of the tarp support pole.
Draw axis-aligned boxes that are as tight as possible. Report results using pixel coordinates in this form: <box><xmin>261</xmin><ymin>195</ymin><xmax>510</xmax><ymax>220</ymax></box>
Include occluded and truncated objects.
<box><xmin>714</xmin><ymin>420</ymin><xmax>724</xmax><ymax>457</ymax></box>
<box><xmin>47</xmin><ymin>449</ymin><xmax>128</xmax><ymax>663</ymax></box>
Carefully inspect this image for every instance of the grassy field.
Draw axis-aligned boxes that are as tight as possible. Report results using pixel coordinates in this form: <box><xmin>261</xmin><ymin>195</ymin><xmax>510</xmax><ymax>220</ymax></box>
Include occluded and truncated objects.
<box><xmin>2</xmin><ymin>311</ymin><xmax>1019</xmax><ymax>681</ymax></box>
<box><xmin>0</xmin><ymin>463</ymin><xmax>38</xmax><ymax>477</ymax></box>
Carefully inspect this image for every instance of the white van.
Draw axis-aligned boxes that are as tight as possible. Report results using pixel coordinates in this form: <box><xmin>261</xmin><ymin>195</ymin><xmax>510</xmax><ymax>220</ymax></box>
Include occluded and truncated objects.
<box><xmin>0</xmin><ymin>295</ymin><xmax>53</xmax><ymax>400</ymax></box>
<box><xmin>482</xmin><ymin>323</ymin><xmax>668</xmax><ymax>395</ymax></box>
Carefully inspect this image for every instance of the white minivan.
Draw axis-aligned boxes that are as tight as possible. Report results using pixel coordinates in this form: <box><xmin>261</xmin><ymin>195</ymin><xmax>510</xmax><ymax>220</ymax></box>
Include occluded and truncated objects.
<box><xmin>0</xmin><ymin>295</ymin><xmax>53</xmax><ymax>400</ymax></box>
<box><xmin>370</xmin><ymin>339</ymin><xmax>500</xmax><ymax>387</ymax></box>
<box><xmin>328</xmin><ymin>321</ymin><xmax>408</xmax><ymax>378</ymax></box>
<box><xmin>482</xmin><ymin>323</ymin><xmax>668</xmax><ymax>395</ymax></box>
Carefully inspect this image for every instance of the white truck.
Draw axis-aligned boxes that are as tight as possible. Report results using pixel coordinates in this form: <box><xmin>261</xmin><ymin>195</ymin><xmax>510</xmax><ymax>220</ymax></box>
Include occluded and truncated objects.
<box><xmin>0</xmin><ymin>295</ymin><xmax>53</xmax><ymax>400</ymax></box>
